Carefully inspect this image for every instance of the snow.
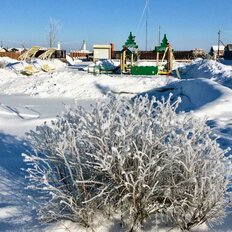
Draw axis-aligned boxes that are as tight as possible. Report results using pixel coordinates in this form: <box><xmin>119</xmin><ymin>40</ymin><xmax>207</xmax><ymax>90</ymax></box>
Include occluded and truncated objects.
<box><xmin>212</xmin><ymin>45</ymin><xmax>225</xmax><ymax>51</ymax></box>
<box><xmin>179</xmin><ymin>58</ymin><xmax>232</xmax><ymax>88</ymax></box>
<box><xmin>0</xmin><ymin>56</ymin><xmax>232</xmax><ymax>231</ymax></box>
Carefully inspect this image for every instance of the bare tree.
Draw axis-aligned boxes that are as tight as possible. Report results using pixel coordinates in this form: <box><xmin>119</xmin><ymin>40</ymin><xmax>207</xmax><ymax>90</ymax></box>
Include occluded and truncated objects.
<box><xmin>48</xmin><ymin>18</ymin><xmax>59</xmax><ymax>48</ymax></box>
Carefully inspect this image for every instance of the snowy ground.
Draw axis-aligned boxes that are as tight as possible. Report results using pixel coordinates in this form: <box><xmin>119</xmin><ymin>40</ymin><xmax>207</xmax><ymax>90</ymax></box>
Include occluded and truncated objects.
<box><xmin>0</xmin><ymin>58</ymin><xmax>232</xmax><ymax>231</ymax></box>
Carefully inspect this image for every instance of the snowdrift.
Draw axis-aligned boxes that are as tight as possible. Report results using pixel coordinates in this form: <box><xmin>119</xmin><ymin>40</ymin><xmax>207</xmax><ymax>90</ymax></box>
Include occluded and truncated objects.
<box><xmin>86</xmin><ymin>59</ymin><xmax>118</xmax><ymax>72</ymax></box>
<box><xmin>0</xmin><ymin>56</ymin><xmax>66</xmax><ymax>74</ymax></box>
<box><xmin>180</xmin><ymin>58</ymin><xmax>232</xmax><ymax>89</ymax></box>
<box><xmin>137</xmin><ymin>78</ymin><xmax>232</xmax><ymax>120</ymax></box>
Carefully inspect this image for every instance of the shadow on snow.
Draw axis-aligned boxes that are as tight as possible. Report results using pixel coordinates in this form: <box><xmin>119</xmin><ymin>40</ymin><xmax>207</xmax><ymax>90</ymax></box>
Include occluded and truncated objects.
<box><xmin>0</xmin><ymin>133</ymin><xmax>45</xmax><ymax>232</ymax></box>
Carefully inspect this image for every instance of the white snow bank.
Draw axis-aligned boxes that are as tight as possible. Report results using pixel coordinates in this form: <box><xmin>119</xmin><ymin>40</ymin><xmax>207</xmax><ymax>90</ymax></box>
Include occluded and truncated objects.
<box><xmin>66</xmin><ymin>55</ymin><xmax>89</xmax><ymax>67</ymax></box>
<box><xmin>0</xmin><ymin>57</ymin><xmax>19</xmax><ymax>65</ymax></box>
<box><xmin>45</xmin><ymin>218</ymin><xmax>209</xmax><ymax>232</ymax></box>
<box><xmin>180</xmin><ymin>59</ymin><xmax>232</xmax><ymax>88</ymax></box>
<box><xmin>66</xmin><ymin>55</ymin><xmax>75</xmax><ymax>66</ymax></box>
<box><xmin>2</xmin><ymin>58</ymin><xmax>66</xmax><ymax>74</ymax></box>
<box><xmin>139</xmin><ymin>78</ymin><xmax>232</xmax><ymax>121</ymax></box>
<box><xmin>86</xmin><ymin>59</ymin><xmax>118</xmax><ymax>72</ymax></box>
<box><xmin>34</xmin><ymin>58</ymin><xmax>65</xmax><ymax>69</ymax></box>
<box><xmin>0</xmin><ymin>66</ymin><xmax>174</xmax><ymax>99</ymax></box>
<box><xmin>0</xmin><ymin>95</ymin><xmax>78</xmax><ymax>136</ymax></box>
<box><xmin>95</xmin><ymin>59</ymin><xmax>116</xmax><ymax>68</ymax></box>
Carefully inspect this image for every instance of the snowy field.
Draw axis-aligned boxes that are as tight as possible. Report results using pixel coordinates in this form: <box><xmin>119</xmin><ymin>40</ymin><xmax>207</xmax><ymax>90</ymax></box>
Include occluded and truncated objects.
<box><xmin>0</xmin><ymin>57</ymin><xmax>232</xmax><ymax>231</ymax></box>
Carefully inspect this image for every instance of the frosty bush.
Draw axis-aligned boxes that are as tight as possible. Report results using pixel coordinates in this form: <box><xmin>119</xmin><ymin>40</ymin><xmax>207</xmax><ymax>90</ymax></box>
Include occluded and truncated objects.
<box><xmin>23</xmin><ymin>95</ymin><xmax>231</xmax><ymax>231</ymax></box>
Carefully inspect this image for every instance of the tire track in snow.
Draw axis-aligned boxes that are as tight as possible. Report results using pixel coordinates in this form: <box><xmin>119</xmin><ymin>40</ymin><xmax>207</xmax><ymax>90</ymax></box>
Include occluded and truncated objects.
<box><xmin>25</xmin><ymin>106</ymin><xmax>41</xmax><ymax>119</ymax></box>
<box><xmin>0</xmin><ymin>103</ymin><xmax>25</xmax><ymax>119</ymax></box>
<box><xmin>0</xmin><ymin>103</ymin><xmax>40</xmax><ymax>120</ymax></box>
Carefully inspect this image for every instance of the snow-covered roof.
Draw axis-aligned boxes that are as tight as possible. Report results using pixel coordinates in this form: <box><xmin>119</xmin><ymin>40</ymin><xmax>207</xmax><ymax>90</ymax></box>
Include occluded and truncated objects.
<box><xmin>0</xmin><ymin>47</ymin><xmax>7</xmax><ymax>52</ymax></box>
<box><xmin>7</xmin><ymin>47</ymin><xmax>27</xmax><ymax>52</ymax></box>
<box><xmin>93</xmin><ymin>45</ymin><xmax>111</xmax><ymax>49</ymax></box>
<box><xmin>211</xmin><ymin>45</ymin><xmax>225</xmax><ymax>51</ymax></box>
<box><xmin>78</xmin><ymin>49</ymin><xmax>91</xmax><ymax>53</ymax></box>
<box><xmin>70</xmin><ymin>50</ymin><xmax>91</xmax><ymax>54</ymax></box>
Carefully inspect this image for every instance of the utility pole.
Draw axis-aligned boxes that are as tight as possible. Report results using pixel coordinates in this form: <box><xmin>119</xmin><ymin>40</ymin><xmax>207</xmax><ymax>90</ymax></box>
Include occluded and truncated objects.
<box><xmin>217</xmin><ymin>30</ymin><xmax>221</xmax><ymax>59</ymax></box>
<box><xmin>145</xmin><ymin>0</ymin><xmax>148</xmax><ymax>51</ymax></box>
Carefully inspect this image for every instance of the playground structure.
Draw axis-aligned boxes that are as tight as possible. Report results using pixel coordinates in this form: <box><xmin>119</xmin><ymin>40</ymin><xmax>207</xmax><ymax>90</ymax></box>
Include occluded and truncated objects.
<box><xmin>38</xmin><ymin>48</ymin><xmax>56</xmax><ymax>60</ymax></box>
<box><xmin>19</xmin><ymin>46</ymin><xmax>57</xmax><ymax>75</ymax></box>
<box><xmin>18</xmin><ymin>46</ymin><xmax>41</xmax><ymax>61</ymax></box>
<box><xmin>19</xmin><ymin>46</ymin><xmax>41</xmax><ymax>75</ymax></box>
<box><xmin>77</xmin><ymin>32</ymin><xmax>179</xmax><ymax>77</ymax></box>
<box><xmin>120</xmin><ymin>32</ymin><xmax>178</xmax><ymax>76</ymax></box>
<box><xmin>155</xmin><ymin>34</ymin><xmax>173</xmax><ymax>75</ymax></box>
<box><xmin>120</xmin><ymin>32</ymin><xmax>138</xmax><ymax>74</ymax></box>
<box><xmin>38</xmin><ymin>48</ymin><xmax>56</xmax><ymax>72</ymax></box>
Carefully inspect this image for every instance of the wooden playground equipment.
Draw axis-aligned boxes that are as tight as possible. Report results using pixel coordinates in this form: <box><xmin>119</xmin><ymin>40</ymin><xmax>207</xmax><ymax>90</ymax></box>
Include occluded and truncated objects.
<box><xmin>18</xmin><ymin>46</ymin><xmax>41</xmax><ymax>61</ymax></box>
<box><xmin>120</xmin><ymin>32</ymin><xmax>179</xmax><ymax>77</ymax></box>
<box><xmin>155</xmin><ymin>34</ymin><xmax>174</xmax><ymax>75</ymax></box>
<box><xmin>120</xmin><ymin>32</ymin><xmax>138</xmax><ymax>74</ymax></box>
<box><xmin>38</xmin><ymin>48</ymin><xmax>56</xmax><ymax>72</ymax></box>
<box><xmin>18</xmin><ymin>47</ymin><xmax>57</xmax><ymax>75</ymax></box>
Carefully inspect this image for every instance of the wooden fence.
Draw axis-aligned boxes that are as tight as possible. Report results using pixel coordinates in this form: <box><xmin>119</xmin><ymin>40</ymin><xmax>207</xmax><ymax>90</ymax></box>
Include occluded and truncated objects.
<box><xmin>70</xmin><ymin>51</ymin><xmax>88</xmax><ymax>59</ymax></box>
<box><xmin>0</xmin><ymin>50</ymin><xmax>66</xmax><ymax>60</ymax></box>
<box><xmin>0</xmin><ymin>52</ymin><xmax>22</xmax><ymax>60</ymax></box>
<box><xmin>112</xmin><ymin>50</ymin><xmax>204</xmax><ymax>60</ymax></box>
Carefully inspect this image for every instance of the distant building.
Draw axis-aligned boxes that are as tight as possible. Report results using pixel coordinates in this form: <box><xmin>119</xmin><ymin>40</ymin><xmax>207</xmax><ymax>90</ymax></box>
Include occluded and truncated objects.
<box><xmin>0</xmin><ymin>47</ymin><xmax>23</xmax><ymax>59</ymax></box>
<box><xmin>9</xmin><ymin>48</ymin><xmax>19</xmax><ymax>52</ymax></box>
<box><xmin>8</xmin><ymin>48</ymin><xmax>26</xmax><ymax>53</ymax></box>
<box><xmin>0</xmin><ymin>47</ymin><xmax>8</xmax><ymax>52</ymax></box>
<box><xmin>192</xmin><ymin>48</ymin><xmax>205</xmax><ymax>58</ymax></box>
<box><xmin>209</xmin><ymin>45</ymin><xmax>225</xmax><ymax>60</ymax></box>
<box><xmin>223</xmin><ymin>44</ymin><xmax>232</xmax><ymax>60</ymax></box>
<box><xmin>93</xmin><ymin>44</ymin><xmax>113</xmax><ymax>62</ymax></box>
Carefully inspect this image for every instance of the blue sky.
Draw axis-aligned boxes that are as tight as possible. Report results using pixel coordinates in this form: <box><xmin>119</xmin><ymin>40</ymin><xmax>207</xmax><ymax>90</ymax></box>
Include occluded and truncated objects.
<box><xmin>1</xmin><ymin>0</ymin><xmax>232</xmax><ymax>52</ymax></box>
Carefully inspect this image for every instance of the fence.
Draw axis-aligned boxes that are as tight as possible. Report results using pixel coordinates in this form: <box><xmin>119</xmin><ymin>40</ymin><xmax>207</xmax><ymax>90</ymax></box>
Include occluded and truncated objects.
<box><xmin>70</xmin><ymin>51</ymin><xmax>88</xmax><ymax>59</ymax></box>
<box><xmin>0</xmin><ymin>50</ymin><xmax>66</xmax><ymax>60</ymax></box>
<box><xmin>112</xmin><ymin>50</ymin><xmax>203</xmax><ymax>60</ymax></box>
<box><xmin>0</xmin><ymin>52</ymin><xmax>22</xmax><ymax>60</ymax></box>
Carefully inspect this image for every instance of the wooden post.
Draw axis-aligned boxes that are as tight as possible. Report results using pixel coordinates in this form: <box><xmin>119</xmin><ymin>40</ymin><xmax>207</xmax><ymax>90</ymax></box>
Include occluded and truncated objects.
<box><xmin>131</xmin><ymin>53</ymin><xmax>134</xmax><ymax>67</ymax></box>
<box><xmin>167</xmin><ymin>45</ymin><xmax>171</xmax><ymax>73</ymax></box>
<box><xmin>120</xmin><ymin>53</ymin><xmax>123</xmax><ymax>74</ymax></box>
<box><xmin>156</xmin><ymin>52</ymin><xmax>159</xmax><ymax>67</ymax></box>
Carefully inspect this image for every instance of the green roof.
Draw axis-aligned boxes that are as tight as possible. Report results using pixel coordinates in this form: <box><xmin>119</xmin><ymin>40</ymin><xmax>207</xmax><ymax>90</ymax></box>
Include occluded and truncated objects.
<box><xmin>124</xmin><ymin>32</ymin><xmax>138</xmax><ymax>49</ymax></box>
<box><xmin>155</xmin><ymin>34</ymin><xmax>168</xmax><ymax>52</ymax></box>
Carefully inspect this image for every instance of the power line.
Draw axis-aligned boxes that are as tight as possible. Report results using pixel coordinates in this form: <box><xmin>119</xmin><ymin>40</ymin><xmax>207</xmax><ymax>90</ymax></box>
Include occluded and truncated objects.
<box><xmin>145</xmin><ymin>0</ymin><xmax>148</xmax><ymax>51</ymax></box>
<box><xmin>136</xmin><ymin>0</ymin><xmax>149</xmax><ymax>36</ymax></box>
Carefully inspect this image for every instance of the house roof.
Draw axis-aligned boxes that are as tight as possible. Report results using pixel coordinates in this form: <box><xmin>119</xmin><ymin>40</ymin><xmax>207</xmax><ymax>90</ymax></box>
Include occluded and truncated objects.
<box><xmin>211</xmin><ymin>45</ymin><xmax>225</xmax><ymax>51</ymax></box>
<box><xmin>226</xmin><ymin>44</ymin><xmax>232</xmax><ymax>51</ymax></box>
<box><xmin>93</xmin><ymin>45</ymin><xmax>111</xmax><ymax>49</ymax></box>
<box><xmin>0</xmin><ymin>47</ymin><xmax>8</xmax><ymax>52</ymax></box>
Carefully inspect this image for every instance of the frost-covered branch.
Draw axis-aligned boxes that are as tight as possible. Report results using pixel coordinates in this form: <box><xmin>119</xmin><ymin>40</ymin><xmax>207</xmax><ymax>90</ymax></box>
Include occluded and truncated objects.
<box><xmin>23</xmin><ymin>95</ymin><xmax>232</xmax><ymax>231</ymax></box>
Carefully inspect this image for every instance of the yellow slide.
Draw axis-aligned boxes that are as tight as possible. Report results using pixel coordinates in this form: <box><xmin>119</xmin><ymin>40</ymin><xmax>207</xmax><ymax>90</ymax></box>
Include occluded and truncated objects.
<box><xmin>21</xmin><ymin>65</ymin><xmax>40</xmax><ymax>76</ymax></box>
<box><xmin>38</xmin><ymin>48</ymin><xmax>56</xmax><ymax>72</ymax></box>
<box><xmin>19</xmin><ymin>46</ymin><xmax>41</xmax><ymax>60</ymax></box>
